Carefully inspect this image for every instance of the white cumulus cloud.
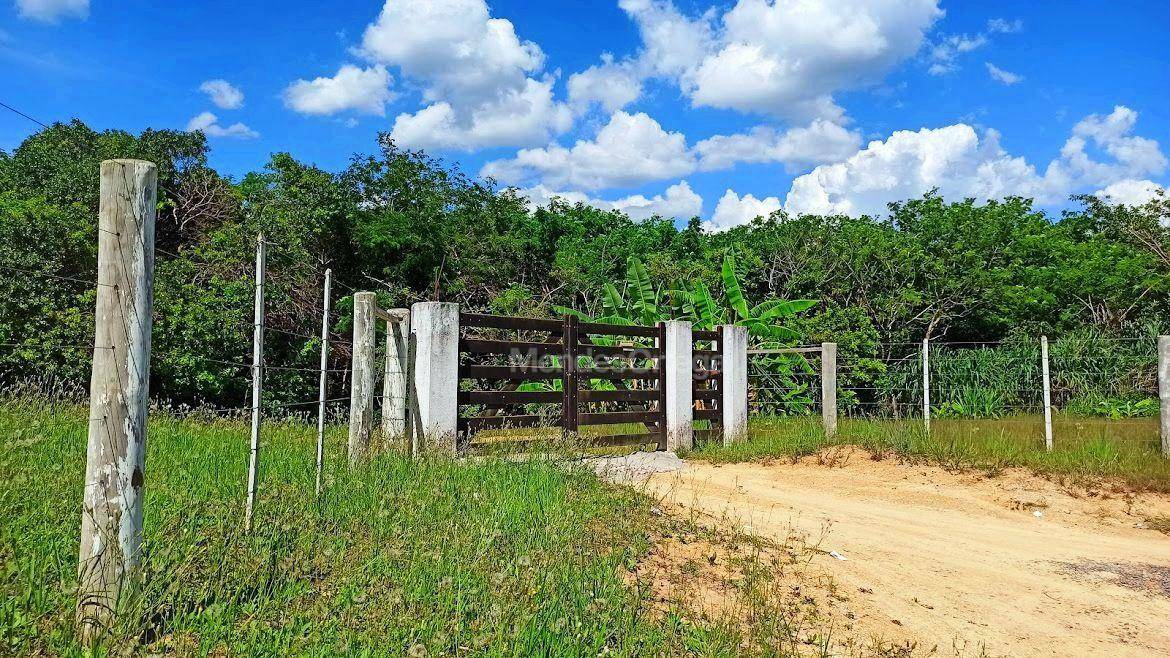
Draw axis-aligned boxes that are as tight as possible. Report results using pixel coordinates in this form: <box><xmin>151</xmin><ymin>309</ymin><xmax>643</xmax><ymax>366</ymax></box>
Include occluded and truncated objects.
<box><xmin>484</xmin><ymin>111</ymin><xmax>859</xmax><ymax>190</ymax></box>
<box><xmin>706</xmin><ymin>190</ymin><xmax>783</xmax><ymax>231</ymax></box>
<box><xmin>783</xmin><ymin>106</ymin><xmax>1167</xmax><ymax>218</ymax></box>
<box><xmin>199</xmin><ymin>79</ymin><xmax>245</xmax><ymax>110</ymax></box>
<box><xmin>567</xmin><ymin>54</ymin><xmax>643</xmax><ymax>113</ymax></box>
<box><xmin>520</xmin><ymin>180</ymin><xmax>702</xmax><ymax>221</ymax></box>
<box><xmin>186</xmin><ymin>112</ymin><xmax>259</xmax><ymax>139</ymax></box>
<box><xmin>1094</xmin><ymin>179</ymin><xmax>1164</xmax><ymax>206</ymax></box>
<box><xmin>283</xmin><ymin>65</ymin><xmax>395</xmax><ymax>116</ymax></box>
<box><xmin>15</xmin><ymin>0</ymin><xmax>87</xmax><ymax>22</ymax></box>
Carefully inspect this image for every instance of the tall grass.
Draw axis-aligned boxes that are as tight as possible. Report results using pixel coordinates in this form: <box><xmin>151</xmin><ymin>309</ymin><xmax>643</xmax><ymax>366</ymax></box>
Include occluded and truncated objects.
<box><xmin>687</xmin><ymin>416</ymin><xmax>1170</xmax><ymax>491</ymax></box>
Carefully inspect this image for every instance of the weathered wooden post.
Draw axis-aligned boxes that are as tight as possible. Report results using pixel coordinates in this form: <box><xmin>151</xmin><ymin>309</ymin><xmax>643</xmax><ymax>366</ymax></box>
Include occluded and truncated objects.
<box><xmin>1159</xmin><ymin>336</ymin><xmax>1170</xmax><ymax>457</ymax></box>
<box><xmin>77</xmin><ymin>160</ymin><xmax>156</xmax><ymax>643</ymax></box>
<box><xmin>922</xmin><ymin>337</ymin><xmax>931</xmax><ymax>436</ymax></box>
<box><xmin>348</xmin><ymin>292</ymin><xmax>377</xmax><ymax>464</ymax></box>
<box><xmin>382</xmin><ymin>309</ymin><xmax>411</xmax><ymax>453</ymax></box>
<box><xmin>410</xmin><ymin>302</ymin><xmax>459</xmax><ymax>454</ymax></box>
<box><xmin>244</xmin><ymin>233</ymin><xmax>265</xmax><ymax>531</ymax></box>
<box><xmin>1041</xmin><ymin>335</ymin><xmax>1054</xmax><ymax>452</ymax></box>
<box><xmin>821</xmin><ymin>342</ymin><xmax>838</xmax><ymax>438</ymax></box>
<box><xmin>663</xmin><ymin>320</ymin><xmax>693</xmax><ymax>451</ymax></box>
<box><xmin>315</xmin><ymin>269</ymin><xmax>332</xmax><ymax>495</ymax></box>
<box><xmin>721</xmin><ymin>325</ymin><xmax>749</xmax><ymax>445</ymax></box>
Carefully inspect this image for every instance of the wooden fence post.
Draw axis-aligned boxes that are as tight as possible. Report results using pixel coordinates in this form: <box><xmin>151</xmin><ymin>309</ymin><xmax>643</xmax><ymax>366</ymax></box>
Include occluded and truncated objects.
<box><xmin>315</xmin><ymin>269</ymin><xmax>332</xmax><ymax>494</ymax></box>
<box><xmin>77</xmin><ymin>160</ymin><xmax>157</xmax><ymax>643</ymax></box>
<box><xmin>348</xmin><ymin>292</ymin><xmax>377</xmax><ymax>464</ymax></box>
<box><xmin>1159</xmin><ymin>336</ymin><xmax>1170</xmax><ymax>457</ymax></box>
<box><xmin>1041</xmin><ymin>335</ymin><xmax>1054</xmax><ymax>452</ymax></box>
<box><xmin>922</xmin><ymin>337</ymin><xmax>931</xmax><ymax>436</ymax></box>
<box><xmin>821</xmin><ymin>342</ymin><xmax>837</xmax><ymax>438</ymax></box>
<box><xmin>244</xmin><ymin>233</ymin><xmax>265</xmax><ymax>531</ymax></box>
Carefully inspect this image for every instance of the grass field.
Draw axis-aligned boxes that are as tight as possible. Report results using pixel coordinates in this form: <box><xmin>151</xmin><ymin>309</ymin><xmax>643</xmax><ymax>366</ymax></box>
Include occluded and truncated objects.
<box><xmin>687</xmin><ymin>415</ymin><xmax>1170</xmax><ymax>491</ymax></box>
<box><xmin>0</xmin><ymin>399</ymin><xmax>863</xmax><ymax>657</ymax></box>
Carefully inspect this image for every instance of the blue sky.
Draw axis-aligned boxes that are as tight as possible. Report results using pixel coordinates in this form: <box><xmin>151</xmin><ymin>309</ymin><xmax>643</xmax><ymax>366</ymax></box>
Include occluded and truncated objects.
<box><xmin>3</xmin><ymin>0</ymin><xmax>1168</xmax><ymax>228</ymax></box>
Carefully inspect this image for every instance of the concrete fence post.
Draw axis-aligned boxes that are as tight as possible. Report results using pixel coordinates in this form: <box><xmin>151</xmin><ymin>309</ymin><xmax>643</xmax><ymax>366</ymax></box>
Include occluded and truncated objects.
<box><xmin>1159</xmin><ymin>336</ymin><xmax>1170</xmax><ymax>457</ymax></box>
<box><xmin>244</xmin><ymin>233</ymin><xmax>266</xmax><ymax>531</ymax></box>
<box><xmin>411</xmin><ymin>302</ymin><xmax>459</xmax><ymax>454</ymax></box>
<box><xmin>77</xmin><ymin>160</ymin><xmax>156</xmax><ymax>643</ymax></box>
<box><xmin>382</xmin><ymin>309</ymin><xmax>411</xmax><ymax>453</ymax></box>
<box><xmin>1041</xmin><ymin>335</ymin><xmax>1054</xmax><ymax>452</ymax></box>
<box><xmin>821</xmin><ymin>342</ymin><xmax>838</xmax><ymax>438</ymax></box>
<box><xmin>315</xmin><ymin>269</ymin><xmax>332</xmax><ymax>496</ymax></box>
<box><xmin>663</xmin><ymin>320</ymin><xmax>693</xmax><ymax>451</ymax></box>
<box><xmin>348</xmin><ymin>292</ymin><xmax>377</xmax><ymax>464</ymax></box>
<box><xmin>922</xmin><ymin>337</ymin><xmax>931</xmax><ymax>436</ymax></box>
<box><xmin>721</xmin><ymin>325</ymin><xmax>749</xmax><ymax>445</ymax></box>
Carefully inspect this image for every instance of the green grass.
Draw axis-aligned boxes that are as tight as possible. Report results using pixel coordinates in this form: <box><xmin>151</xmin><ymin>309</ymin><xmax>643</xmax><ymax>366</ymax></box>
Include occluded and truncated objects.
<box><xmin>686</xmin><ymin>415</ymin><xmax>1170</xmax><ymax>491</ymax></box>
<box><xmin>1</xmin><ymin>399</ymin><xmax>885</xmax><ymax>657</ymax></box>
<box><xmin>0</xmin><ymin>399</ymin><xmax>684</xmax><ymax>656</ymax></box>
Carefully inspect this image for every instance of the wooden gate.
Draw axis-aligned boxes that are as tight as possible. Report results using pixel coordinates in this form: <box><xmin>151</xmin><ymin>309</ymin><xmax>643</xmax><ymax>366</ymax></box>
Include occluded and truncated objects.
<box><xmin>457</xmin><ymin>312</ymin><xmax>668</xmax><ymax>450</ymax></box>
<box><xmin>693</xmin><ymin>328</ymin><xmax>723</xmax><ymax>444</ymax></box>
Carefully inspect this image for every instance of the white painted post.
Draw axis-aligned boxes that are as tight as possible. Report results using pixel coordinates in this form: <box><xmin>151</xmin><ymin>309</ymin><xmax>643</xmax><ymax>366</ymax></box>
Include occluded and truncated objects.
<box><xmin>77</xmin><ymin>160</ymin><xmax>156</xmax><ymax>643</ymax></box>
<box><xmin>721</xmin><ymin>325</ymin><xmax>749</xmax><ymax>445</ymax></box>
<box><xmin>1159</xmin><ymin>336</ymin><xmax>1170</xmax><ymax>457</ymax></box>
<box><xmin>821</xmin><ymin>342</ymin><xmax>838</xmax><ymax>438</ymax></box>
<box><xmin>664</xmin><ymin>320</ymin><xmax>693</xmax><ymax>451</ymax></box>
<box><xmin>315</xmin><ymin>269</ymin><xmax>332</xmax><ymax>495</ymax></box>
<box><xmin>922</xmin><ymin>337</ymin><xmax>931</xmax><ymax>436</ymax></box>
<box><xmin>1041</xmin><ymin>335</ymin><xmax>1054</xmax><ymax>452</ymax></box>
<box><xmin>348</xmin><ymin>292</ymin><xmax>377</xmax><ymax>464</ymax></box>
<box><xmin>410</xmin><ymin>302</ymin><xmax>460</xmax><ymax>454</ymax></box>
<box><xmin>382</xmin><ymin>310</ymin><xmax>411</xmax><ymax>453</ymax></box>
<box><xmin>244</xmin><ymin>233</ymin><xmax>265</xmax><ymax>532</ymax></box>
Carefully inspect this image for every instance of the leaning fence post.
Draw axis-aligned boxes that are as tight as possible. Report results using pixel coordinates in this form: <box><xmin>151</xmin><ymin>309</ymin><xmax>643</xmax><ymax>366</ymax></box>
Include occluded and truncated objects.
<box><xmin>244</xmin><ymin>233</ymin><xmax>265</xmax><ymax>532</ymax></box>
<box><xmin>721</xmin><ymin>325</ymin><xmax>749</xmax><ymax>445</ymax></box>
<box><xmin>411</xmin><ymin>302</ymin><xmax>460</xmax><ymax>454</ymax></box>
<box><xmin>315</xmin><ymin>269</ymin><xmax>332</xmax><ymax>495</ymax></box>
<box><xmin>1159</xmin><ymin>336</ymin><xmax>1170</xmax><ymax>457</ymax></box>
<box><xmin>1041</xmin><ymin>335</ymin><xmax>1054</xmax><ymax>452</ymax></box>
<box><xmin>821</xmin><ymin>342</ymin><xmax>838</xmax><ymax>438</ymax></box>
<box><xmin>922</xmin><ymin>337</ymin><xmax>931</xmax><ymax>436</ymax></box>
<box><xmin>77</xmin><ymin>160</ymin><xmax>157</xmax><ymax>643</ymax></box>
<box><xmin>382</xmin><ymin>309</ymin><xmax>410</xmax><ymax>453</ymax></box>
<box><xmin>663</xmin><ymin>321</ymin><xmax>693</xmax><ymax>451</ymax></box>
<box><xmin>348</xmin><ymin>292</ymin><xmax>377</xmax><ymax>464</ymax></box>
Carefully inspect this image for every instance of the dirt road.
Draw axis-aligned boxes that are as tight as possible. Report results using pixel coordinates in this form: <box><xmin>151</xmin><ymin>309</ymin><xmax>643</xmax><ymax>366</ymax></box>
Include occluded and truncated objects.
<box><xmin>646</xmin><ymin>450</ymin><xmax>1170</xmax><ymax>657</ymax></box>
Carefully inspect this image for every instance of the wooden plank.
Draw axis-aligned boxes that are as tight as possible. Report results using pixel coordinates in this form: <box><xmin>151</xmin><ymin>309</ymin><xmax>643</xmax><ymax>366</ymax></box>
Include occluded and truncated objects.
<box><xmin>563</xmin><ymin>315</ymin><xmax>579</xmax><ymax>432</ymax></box>
<box><xmin>579</xmin><ymin>343</ymin><xmax>661</xmax><ymax>358</ymax></box>
<box><xmin>693</xmin><ymin>349</ymin><xmax>719</xmax><ymax>359</ymax></box>
<box><xmin>578</xmin><ymin>320</ymin><xmax>659</xmax><ymax>338</ymax></box>
<box><xmin>460</xmin><ymin>364</ymin><xmax>562</xmax><ymax>380</ymax></box>
<box><xmin>460</xmin><ymin>313</ymin><xmax>562</xmax><ymax>333</ymax></box>
<box><xmin>693</xmin><ymin>389</ymin><xmax>720</xmax><ymax>401</ymax></box>
<box><xmin>459</xmin><ymin>414</ymin><xmax>547</xmax><ymax>432</ymax></box>
<box><xmin>579</xmin><ymin>410</ymin><xmax>663</xmax><ymax>425</ymax></box>
<box><xmin>459</xmin><ymin>390</ymin><xmax>562</xmax><ymax>405</ymax></box>
<box><xmin>460</xmin><ymin>338</ymin><xmax>562</xmax><ymax>356</ymax></box>
<box><xmin>695</xmin><ymin>408</ymin><xmax>721</xmax><ymax>421</ymax></box>
<box><xmin>693</xmin><ymin>329</ymin><xmax>720</xmax><ymax>341</ymax></box>
<box><xmin>579</xmin><ymin>389</ymin><xmax>659</xmax><ymax>403</ymax></box>
<box><xmin>578</xmin><ymin>366</ymin><xmax>660</xmax><ymax>379</ymax></box>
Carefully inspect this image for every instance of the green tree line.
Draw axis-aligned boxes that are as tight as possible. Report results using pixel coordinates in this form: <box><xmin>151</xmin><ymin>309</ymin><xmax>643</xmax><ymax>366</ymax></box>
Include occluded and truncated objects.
<box><xmin>2</xmin><ymin>120</ymin><xmax>1168</xmax><ymax>410</ymax></box>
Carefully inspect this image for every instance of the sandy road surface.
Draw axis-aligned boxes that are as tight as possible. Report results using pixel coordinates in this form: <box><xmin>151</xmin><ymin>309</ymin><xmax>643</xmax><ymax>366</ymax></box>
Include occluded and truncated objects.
<box><xmin>645</xmin><ymin>451</ymin><xmax>1170</xmax><ymax>657</ymax></box>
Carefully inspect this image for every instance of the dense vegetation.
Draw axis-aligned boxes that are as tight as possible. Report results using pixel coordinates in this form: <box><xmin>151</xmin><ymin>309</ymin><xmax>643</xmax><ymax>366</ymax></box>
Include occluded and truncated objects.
<box><xmin>2</xmin><ymin>120</ymin><xmax>1169</xmax><ymax>411</ymax></box>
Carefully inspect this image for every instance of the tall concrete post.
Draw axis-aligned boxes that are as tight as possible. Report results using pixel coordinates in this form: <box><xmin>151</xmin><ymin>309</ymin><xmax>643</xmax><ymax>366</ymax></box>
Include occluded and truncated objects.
<box><xmin>922</xmin><ymin>337</ymin><xmax>931</xmax><ymax>436</ymax></box>
<box><xmin>244</xmin><ymin>233</ymin><xmax>265</xmax><ymax>531</ymax></box>
<box><xmin>821</xmin><ymin>342</ymin><xmax>838</xmax><ymax>438</ymax></box>
<box><xmin>1159</xmin><ymin>336</ymin><xmax>1170</xmax><ymax>457</ymax></box>
<box><xmin>382</xmin><ymin>309</ymin><xmax>411</xmax><ymax>453</ymax></box>
<box><xmin>721</xmin><ymin>325</ymin><xmax>749</xmax><ymax>445</ymax></box>
<box><xmin>1041</xmin><ymin>335</ymin><xmax>1054</xmax><ymax>452</ymax></box>
<box><xmin>411</xmin><ymin>302</ymin><xmax>459</xmax><ymax>454</ymax></box>
<box><xmin>77</xmin><ymin>160</ymin><xmax>156</xmax><ymax>643</ymax></box>
<box><xmin>348</xmin><ymin>292</ymin><xmax>377</xmax><ymax>464</ymax></box>
<box><xmin>663</xmin><ymin>320</ymin><xmax>693</xmax><ymax>451</ymax></box>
